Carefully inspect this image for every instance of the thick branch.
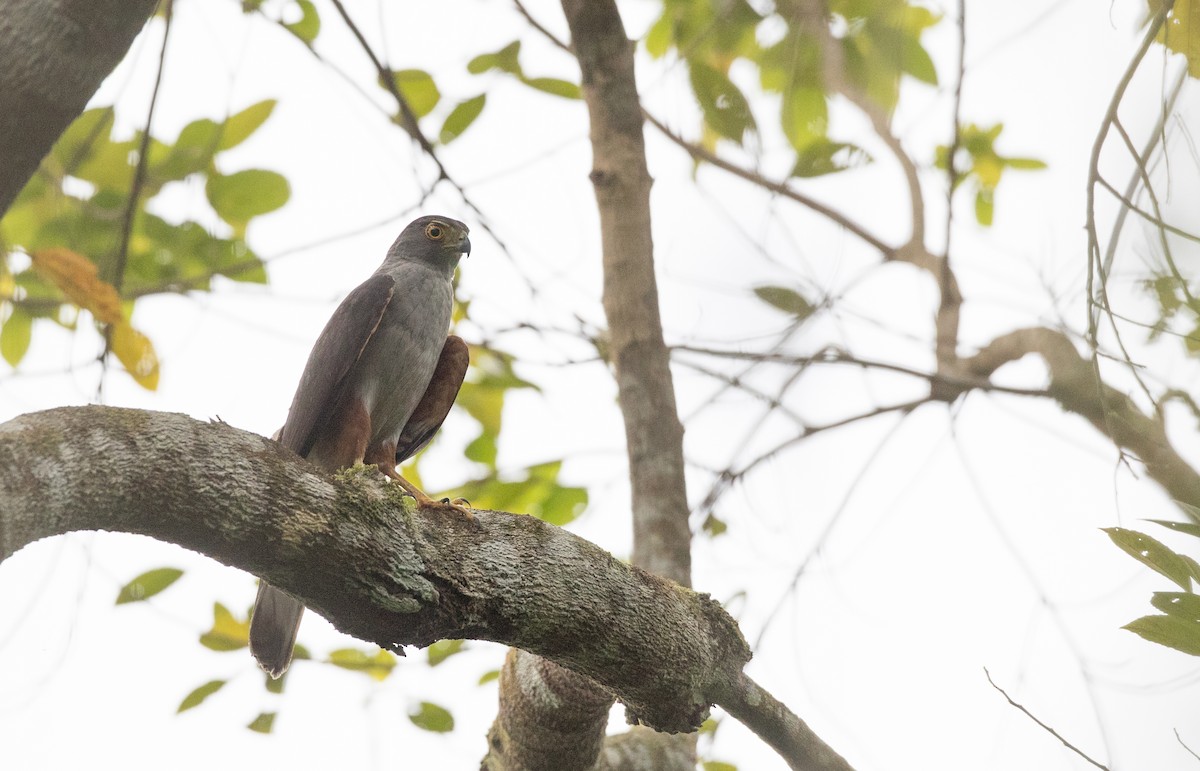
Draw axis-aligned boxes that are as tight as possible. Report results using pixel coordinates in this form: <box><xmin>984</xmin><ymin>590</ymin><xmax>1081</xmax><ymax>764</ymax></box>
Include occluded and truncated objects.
<box><xmin>964</xmin><ymin>327</ymin><xmax>1200</xmax><ymax>517</ymax></box>
<box><xmin>0</xmin><ymin>0</ymin><xmax>157</xmax><ymax>216</ymax></box>
<box><xmin>0</xmin><ymin>406</ymin><xmax>750</xmax><ymax>734</ymax></box>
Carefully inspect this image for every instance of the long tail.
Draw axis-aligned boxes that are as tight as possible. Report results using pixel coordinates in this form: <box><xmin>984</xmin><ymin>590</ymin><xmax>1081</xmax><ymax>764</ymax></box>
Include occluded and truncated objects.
<box><xmin>249</xmin><ymin>581</ymin><xmax>305</xmax><ymax>678</ymax></box>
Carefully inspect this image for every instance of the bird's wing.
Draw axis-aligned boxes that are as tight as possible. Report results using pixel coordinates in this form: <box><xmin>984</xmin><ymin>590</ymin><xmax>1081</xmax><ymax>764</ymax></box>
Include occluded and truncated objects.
<box><xmin>279</xmin><ymin>273</ymin><xmax>395</xmax><ymax>457</ymax></box>
<box><xmin>394</xmin><ymin>335</ymin><xmax>469</xmax><ymax>463</ymax></box>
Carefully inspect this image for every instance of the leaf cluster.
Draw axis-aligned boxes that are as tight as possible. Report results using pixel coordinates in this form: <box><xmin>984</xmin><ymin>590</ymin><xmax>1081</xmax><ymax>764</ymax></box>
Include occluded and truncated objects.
<box><xmin>646</xmin><ymin>0</ymin><xmax>938</xmax><ymax>178</ymax></box>
<box><xmin>0</xmin><ymin>100</ymin><xmax>287</xmax><ymax>387</ymax></box>
<box><xmin>1105</xmin><ymin>511</ymin><xmax>1200</xmax><ymax>656</ymax></box>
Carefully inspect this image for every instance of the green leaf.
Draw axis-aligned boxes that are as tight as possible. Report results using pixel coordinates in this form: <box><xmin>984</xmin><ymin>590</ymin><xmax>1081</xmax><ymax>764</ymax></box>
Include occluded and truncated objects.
<box><xmin>703</xmin><ymin>762</ymin><xmax>739</xmax><ymax>771</ymax></box>
<box><xmin>753</xmin><ymin>285</ymin><xmax>813</xmax><ymax>318</ymax></box>
<box><xmin>150</xmin><ymin>120</ymin><xmax>219</xmax><ymax>183</ymax></box>
<box><xmin>439</xmin><ymin>94</ymin><xmax>486</xmax><ymax>144</ymax></box>
<box><xmin>427</xmin><ymin>639</ymin><xmax>466</xmax><ymax>667</ymax></box>
<box><xmin>50</xmin><ymin>107</ymin><xmax>116</xmax><ymax>174</ymax></box>
<box><xmin>702</xmin><ymin>513</ymin><xmax>728</xmax><ymax>537</ymax></box>
<box><xmin>206</xmin><ymin>169</ymin><xmax>290</xmax><ymax>234</ymax></box>
<box><xmin>391</xmin><ymin>69</ymin><xmax>441</xmax><ymax>118</ymax></box>
<box><xmin>446</xmin><ymin>461</ymin><xmax>588</xmax><ymax>526</ymax></box>
<box><xmin>1151</xmin><ymin>592</ymin><xmax>1200</xmax><ymax>620</ymax></box>
<box><xmin>974</xmin><ymin>189</ymin><xmax>994</xmax><ymax>227</ymax></box>
<box><xmin>538</xmin><ymin>483</ymin><xmax>588</xmax><ymax>526</ymax></box>
<box><xmin>200</xmin><ymin>602</ymin><xmax>250</xmax><ymax>651</ymax></box>
<box><xmin>116</xmin><ymin>567</ymin><xmax>183</xmax><ymax>604</ymax></box>
<box><xmin>408</xmin><ymin>701</ymin><xmax>454</xmax><ymax>733</ymax></box>
<box><xmin>284</xmin><ymin>0</ymin><xmax>320</xmax><ymax>45</ymax></box>
<box><xmin>266</xmin><ymin>670</ymin><xmax>286</xmax><ymax>693</ymax></box>
<box><xmin>1104</xmin><ymin>527</ymin><xmax>1194</xmax><ymax>591</ymax></box>
<box><xmin>477</xmin><ymin>669</ymin><xmax>500</xmax><ymax>685</ymax></box>
<box><xmin>644</xmin><ymin>12</ymin><xmax>674</xmax><ymax>58</ymax></box>
<box><xmin>328</xmin><ymin>648</ymin><xmax>397</xmax><ymax>681</ymax></box>
<box><xmin>698</xmin><ymin>717</ymin><xmax>720</xmax><ymax>736</ymax></box>
<box><xmin>247</xmin><ymin>712</ymin><xmax>276</xmax><ymax>734</ymax></box>
<box><xmin>1005</xmin><ymin>157</ymin><xmax>1048</xmax><ymax>171</ymax></box>
<box><xmin>899</xmin><ymin>31</ymin><xmax>938</xmax><ymax>85</ymax></box>
<box><xmin>1150</xmin><ymin>517</ymin><xmax>1200</xmax><ymax>538</ymax></box>
<box><xmin>521</xmin><ymin>77</ymin><xmax>581</xmax><ymax>100</ymax></box>
<box><xmin>1</xmin><ymin>307</ymin><xmax>32</xmax><ymax>367</ymax></box>
<box><xmin>781</xmin><ymin>86</ymin><xmax>827</xmax><ymax>152</ymax></box>
<box><xmin>792</xmin><ymin>139</ymin><xmax>871</xmax><ymax>178</ymax></box>
<box><xmin>689</xmin><ymin>62</ymin><xmax>755</xmax><ymax>143</ymax></box>
<box><xmin>177</xmin><ymin>679</ymin><xmax>226</xmax><ymax>713</ymax></box>
<box><xmin>220</xmin><ymin>100</ymin><xmax>277</xmax><ymax>151</ymax></box>
<box><xmin>1124</xmin><ymin>614</ymin><xmax>1200</xmax><ymax>656</ymax></box>
<box><xmin>467</xmin><ymin>41</ymin><xmax>522</xmax><ymax>75</ymax></box>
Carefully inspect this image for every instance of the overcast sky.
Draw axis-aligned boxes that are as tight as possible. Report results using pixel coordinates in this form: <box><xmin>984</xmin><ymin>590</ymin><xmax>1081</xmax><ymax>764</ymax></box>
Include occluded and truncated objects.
<box><xmin>2</xmin><ymin>1</ymin><xmax>1198</xmax><ymax>769</ymax></box>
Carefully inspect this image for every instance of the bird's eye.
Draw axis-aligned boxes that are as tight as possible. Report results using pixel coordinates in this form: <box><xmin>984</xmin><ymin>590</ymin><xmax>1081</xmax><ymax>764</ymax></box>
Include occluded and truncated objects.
<box><xmin>425</xmin><ymin>223</ymin><xmax>445</xmax><ymax>240</ymax></box>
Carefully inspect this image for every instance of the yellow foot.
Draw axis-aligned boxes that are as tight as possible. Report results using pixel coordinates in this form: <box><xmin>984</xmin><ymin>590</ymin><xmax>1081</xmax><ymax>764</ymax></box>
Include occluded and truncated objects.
<box><xmin>404</xmin><ymin>489</ymin><xmax>473</xmax><ymax>518</ymax></box>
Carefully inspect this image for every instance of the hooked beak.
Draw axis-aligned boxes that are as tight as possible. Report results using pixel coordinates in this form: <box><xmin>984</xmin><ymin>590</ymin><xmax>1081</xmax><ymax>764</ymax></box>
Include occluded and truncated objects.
<box><xmin>459</xmin><ymin>235</ymin><xmax>471</xmax><ymax>257</ymax></box>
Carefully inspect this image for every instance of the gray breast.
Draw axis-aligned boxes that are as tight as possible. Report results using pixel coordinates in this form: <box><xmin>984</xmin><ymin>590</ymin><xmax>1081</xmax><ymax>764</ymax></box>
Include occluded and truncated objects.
<box><xmin>350</xmin><ymin>262</ymin><xmax>455</xmax><ymax>447</ymax></box>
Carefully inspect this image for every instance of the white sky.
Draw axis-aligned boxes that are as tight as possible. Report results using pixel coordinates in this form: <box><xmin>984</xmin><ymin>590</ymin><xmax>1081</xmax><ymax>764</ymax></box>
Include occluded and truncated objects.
<box><xmin>2</xmin><ymin>1</ymin><xmax>1199</xmax><ymax>770</ymax></box>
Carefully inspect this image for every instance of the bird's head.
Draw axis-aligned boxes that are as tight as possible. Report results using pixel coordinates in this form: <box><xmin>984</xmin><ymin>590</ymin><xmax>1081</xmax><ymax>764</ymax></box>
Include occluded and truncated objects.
<box><xmin>385</xmin><ymin>215</ymin><xmax>471</xmax><ymax>274</ymax></box>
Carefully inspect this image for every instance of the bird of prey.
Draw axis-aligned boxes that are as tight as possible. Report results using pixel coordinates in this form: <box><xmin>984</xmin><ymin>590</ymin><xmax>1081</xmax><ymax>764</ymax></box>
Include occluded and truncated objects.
<box><xmin>249</xmin><ymin>214</ymin><xmax>472</xmax><ymax>679</ymax></box>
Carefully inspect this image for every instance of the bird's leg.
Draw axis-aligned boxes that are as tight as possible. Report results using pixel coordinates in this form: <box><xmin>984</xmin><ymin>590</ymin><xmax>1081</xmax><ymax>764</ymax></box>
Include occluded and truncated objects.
<box><xmin>365</xmin><ymin>445</ymin><xmax>473</xmax><ymax>516</ymax></box>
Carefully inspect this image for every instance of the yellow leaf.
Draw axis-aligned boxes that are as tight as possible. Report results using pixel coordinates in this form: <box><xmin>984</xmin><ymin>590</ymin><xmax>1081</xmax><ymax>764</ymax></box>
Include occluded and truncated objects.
<box><xmin>111</xmin><ymin>321</ymin><xmax>160</xmax><ymax>391</ymax></box>
<box><xmin>1159</xmin><ymin>0</ymin><xmax>1200</xmax><ymax>78</ymax></box>
<box><xmin>29</xmin><ymin>247</ymin><xmax>122</xmax><ymax>324</ymax></box>
<box><xmin>199</xmin><ymin>602</ymin><xmax>250</xmax><ymax>651</ymax></box>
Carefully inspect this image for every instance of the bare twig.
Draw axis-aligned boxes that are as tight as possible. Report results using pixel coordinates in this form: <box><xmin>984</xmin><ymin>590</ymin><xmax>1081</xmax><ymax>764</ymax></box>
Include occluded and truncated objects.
<box><xmin>326</xmin><ymin>0</ymin><xmax>511</xmax><ymax>256</ymax></box>
<box><xmin>643</xmin><ymin>110</ymin><xmax>896</xmax><ymax>257</ymax></box>
<box><xmin>1084</xmin><ymin>2</ymin><xmax>1172</xmax><ymax>412</ymax></box>
<box><xmin>98</xmin><ymin>0</ymin><xmax>174</xmax><ymax>399</ymax></box>
<box><xmin>113</xmin><ymin>0</ymin><xmax>172</xmax><ymax>293</ymax></box>
<box><xmin>672</xmin><ymin>344</ymin><xmax>1052</xmax><ymax>398</ymax></box>
<box><xmin>513</xmin><ymin>0</ymin><xmax>571</xmax><ymax>52</ymax></box>
<box><xmin>984</xmin><ymin>669</ymin><xmax>1109</xmax><ymax>770</ymax></box>
<box><xmin>1176</xmin><ymin>728</ymin><xmax>1200</xmax><ymax>762</ymax></box>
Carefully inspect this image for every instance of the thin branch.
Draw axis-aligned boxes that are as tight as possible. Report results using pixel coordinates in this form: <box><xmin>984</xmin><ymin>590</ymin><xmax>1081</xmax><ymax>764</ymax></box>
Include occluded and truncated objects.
<box><xmin>1085</xmin><ymin>2</ymin><xmax>1172</xmax><ymax>384</ymax></box>
<box><xmin>698</xmin><ymin>398</ymin><xmax>926</xmax><ymax>519</ymax></box>
<box><xmin>111</xmin><ymin>0</ymin><xmax>172</xmax><ymax>293</ymax></box>
<box><xmin>712</xmin><ymin>671</ymin><xmax>854</xmax><ymax>771</ymax></box>
<box><xmin>1095</xmin><ymin>173</ymin><xmax>1200</xmax><ymax>245</ymax></box>
<box><xmin>513</xmin><ymin>0</ymin><xmax>571</xmax><ymax>52</ymax></box>
<box><xmin>98</xmin><ymin>0</ymin><xmax>173</xmax><ymax>399</ymax></box>
<box><xmin>943</xmin><ymin>0</ymin><xmax>966</xmax><ymax>263</ymax></box>
<box><xmin>672</xmin><ymin>344</ymin><xmax>1052</xmax><ymax>398</ymax></box>
<box><xmin>751</xmin><ymin>406</ymin><xmax>917</xmax><ymax>648</ymax></box>
<box><xmin>954</xmin><ymin>432</ymin><xmax>1114</xmax><ymax>762</ymax></box>
<box><xmin>1176</xmin><ymin>728</ymin><xmax>1200</xmax><ymax>762</ymax></box>
<box><xmin>984</xmin><ymin>668</ymin><xmax>1109</xmax><ymax>770</ymax></box>
<box><xmin>1098</xmin><ymin>65</ymin><xmax>1188</xmax><ymax>322</ymax></box>
<box><xmin>934</xmin><ymin>0</ymin><xmax>966</xmax><ymax>373</ymax></box>
<box><xmin>642</xmin><ymin>110</ymin><xmax>896</xmax><ymax>257</ymax></box>
<box><xmin>325</xmin><ymin>0</ymin><xmax>511</xmax><ymax>256</ymax></box>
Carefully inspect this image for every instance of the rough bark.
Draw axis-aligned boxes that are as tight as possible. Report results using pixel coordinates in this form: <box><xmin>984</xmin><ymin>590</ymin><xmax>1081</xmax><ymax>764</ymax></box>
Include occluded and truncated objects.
<box><xmin>0</xmin><ymin>406</ymin><xmax>750</xmax><ymax>734</ymax></box>
<box><xmin>485</xmin><ymin>3</ymin><xmax>698</xmax><ymax>768</ymax></box>
<box><xmin>563</xmin><ymin>0</ymin><xmax>692</xmax><ymax>590</ymax></box>
<box><xmin>0</xmin><ymin>0</ymin><xmax>158</xmax><ymax>216</ymax></box>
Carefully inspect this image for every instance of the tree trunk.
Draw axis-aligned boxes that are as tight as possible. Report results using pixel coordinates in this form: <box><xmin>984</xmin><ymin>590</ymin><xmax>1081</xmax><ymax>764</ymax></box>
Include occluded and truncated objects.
<box><xmin>0</xmin><ymin>0</ymin><xmax>157</xmax><ymax>215</ymax></box>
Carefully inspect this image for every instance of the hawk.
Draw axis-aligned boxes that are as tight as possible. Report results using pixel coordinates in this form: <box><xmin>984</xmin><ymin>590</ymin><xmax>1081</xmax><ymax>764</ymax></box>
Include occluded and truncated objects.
<box><xmin>249</xmin><ymin>214</ymin><xmax>472</xmax><ymax>678</ymax></box>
